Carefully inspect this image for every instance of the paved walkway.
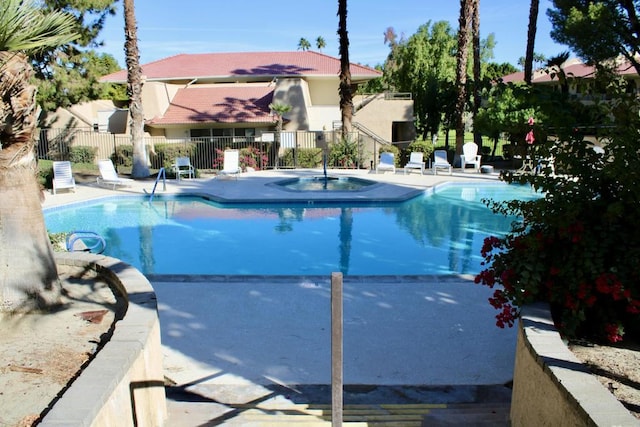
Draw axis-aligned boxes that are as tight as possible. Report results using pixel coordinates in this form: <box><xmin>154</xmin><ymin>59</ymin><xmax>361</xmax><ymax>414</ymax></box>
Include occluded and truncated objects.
<box><xmin>42</xmin><ymin>167</ymin><xmax>516</xmax><ymax>425</ymax></box>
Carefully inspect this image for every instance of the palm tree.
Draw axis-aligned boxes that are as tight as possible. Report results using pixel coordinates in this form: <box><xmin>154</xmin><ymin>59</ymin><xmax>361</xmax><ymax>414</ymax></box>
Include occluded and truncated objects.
<box><xmin>0</xmin><ymin>0</ymin><xmax>78</xmax><ymax>311</ymax></box>
<box><xmin>123</xmin><ymin>0</ymin><xmax>149</xmax><ymax>178</ymax></box>
<box><xmin>297</xmin><ymin>38</ymin><xmax>311</xmax><ymax>51</ymax></box>
<box><xmin>338</xmin><ymin>0</ymin><xmax>353</xmax><ymax>141</ymax></box>
<box><xmin>471</xmin><ymin>0</ymin><xmax>482</xmax><ymax>147</ymax></box>
<box><xmin>269</xmin><ymin>102</ymin><xmax>291</xmax><ymax>169</ymax></box>
<box><xmin>316</xmin><ymin>36</ymin><xmax>326</xmax><ymax>51</ymax></box>
<box><xmin>455</xmin><ymin>0</ymin><xmax>473</xmax><ymax>158</ymax></box>
<box><xmin>524</xmin><ymin>0</ymin><xmax>540</xmax><ymax>84</ymax></box>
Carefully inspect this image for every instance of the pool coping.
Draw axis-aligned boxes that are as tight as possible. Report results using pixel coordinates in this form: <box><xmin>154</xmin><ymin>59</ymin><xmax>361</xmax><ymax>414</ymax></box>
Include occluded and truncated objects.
<box><xmin>145</xmin><ymin>273</ymin><xmax>477</xmax><ymax>283</ymax></box>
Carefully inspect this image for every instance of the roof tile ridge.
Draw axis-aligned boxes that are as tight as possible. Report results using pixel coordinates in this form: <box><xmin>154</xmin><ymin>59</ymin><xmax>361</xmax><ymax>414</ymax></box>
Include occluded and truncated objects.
<box><xmin>306</xmin><ymin>50</ymin><xmax>380</xmax><ymax>73</ymax></box>
<box><xmin>144</xmin><ymin>53</ymin><xmax>186</xmax><ymax>65</ymax></box>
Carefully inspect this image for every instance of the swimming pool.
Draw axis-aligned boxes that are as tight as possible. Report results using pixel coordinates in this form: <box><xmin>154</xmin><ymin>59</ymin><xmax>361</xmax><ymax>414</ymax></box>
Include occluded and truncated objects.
<box><xmin>44</xmin><ymin>183</ymin><xmax>539</xmax><ymax>276</ymax></box>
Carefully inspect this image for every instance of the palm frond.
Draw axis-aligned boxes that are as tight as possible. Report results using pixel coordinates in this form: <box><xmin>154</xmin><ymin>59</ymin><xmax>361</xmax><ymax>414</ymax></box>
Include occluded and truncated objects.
<box><xmin>0</xmin><ymin>0</ymin><xmax>78</xmax><ymax>54</ymax></box>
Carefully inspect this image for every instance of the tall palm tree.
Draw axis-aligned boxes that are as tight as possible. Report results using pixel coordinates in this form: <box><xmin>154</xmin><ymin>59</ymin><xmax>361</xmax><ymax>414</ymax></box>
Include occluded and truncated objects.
<box><xmin>338</xmin><ymin>0</ymin><xmax>353</xmax><ymax>141</ymax></box>
<box><xmin>316</xmin><ymin>36</ymin><xmax>327</xmax><ymax>51</ymax></box>
<box><xmin>455</xmin><ymin>0</ymin><xmax>473</xmax><ymax>158</ymax></box>
<box><xmin>0</xmin><ymin>0</ymin><xmax>78</xmax><ymax>311</ymax></box>
<box><xmin>297</xmin><ymin>38</ymin><xmax>311</xmax><ymax>51</ymax></box>
<box><xmin>123</xmin><ymin>0</ymin><xmax>149</xmax><ymax>178</ymax></box>
<box><xmin>471</xmin><ymin>0</ymin><xmax>482</xmax><ymax>147</ymax></box>
<box><xmin>524</xmin><ymin>0</ymin><xmax>540</xmax><ymax>84</ymax></box>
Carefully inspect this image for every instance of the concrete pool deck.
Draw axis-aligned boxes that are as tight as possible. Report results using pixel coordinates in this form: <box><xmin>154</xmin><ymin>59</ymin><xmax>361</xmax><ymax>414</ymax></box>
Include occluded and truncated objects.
<box><xmin>41</xmin><ymin>167</ymin><xmax>517</xmax><ymax>425</ymax></box>
<box><xmin>40</xmin><ymin>167</ymin><xmax>504</xmax><ymax>208</ymax></box>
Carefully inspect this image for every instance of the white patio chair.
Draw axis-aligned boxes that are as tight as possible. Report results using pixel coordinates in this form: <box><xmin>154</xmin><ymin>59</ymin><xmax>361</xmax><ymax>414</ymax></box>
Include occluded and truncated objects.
<box><xmin>376</xmin><ymin>152</ymin><xmax>396</xmax><ymax>174</ymax></box>
<box><xmin>96</xmin><ymin>159</ymin><xmax>134</xmax><ymax>189</ymax></box>
<box><xmin>217</xmin><ymin>149</ymin><xmax>241</xmax><ymax>179</ymax></box>
<box><xmin>403</xmin><ymin>152</ymin><xmax>425</xmax><ymax>175</ymax></box>
<box><xmin>460</xmin><ymin>142</ymin><xmax>482</xmax><ymax>173</ymax></box>
<box><xmin>432</xmin><ymin>150</ymin><xmax>452</xmax><ymax>175</ymax></box>
<box><xmin>52</xmin><ymin>161</ymin><xmax>76</xmax><ymax>195</ymax></box>
<box><xmin>172</xmin><ymin>156</ymin><xmax>195</xmax><ymax>180</ymax></box>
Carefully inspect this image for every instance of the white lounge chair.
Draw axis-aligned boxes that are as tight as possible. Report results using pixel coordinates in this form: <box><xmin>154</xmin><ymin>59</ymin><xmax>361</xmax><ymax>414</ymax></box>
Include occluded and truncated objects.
<box><xmin>460</xmin><ymin>142</ymin><xmax>482</xmax><ymax>173</ymax></box>
<box><xmin>432</xmin><ymin>150</ymin><xmax>452</xmax><ymax>175</ymax></box>
<box><xmin>217</xmin><ymin>149</ymin><xmax>241</xmax><ymax>179</ymax></box>
<box><xmin>376</xmin><ymin>152</ymin><xmax>396</xmax><ymax>174</ymax></box>
<box><xmin>404</xmin><ymin>152</ymin><xmax>425</xmax><ymax>175</ymax></box>
<box><xmin>172</xmin><ymin>156</ymin><xmax>195</xmax><ymax>180</ymax></box>
<box><xmin>96</xmin><ymin>159</ymin><xmax>134</xmax><ymax>189</ymax></box>
<box><xmin>52</xmin><ymin>161</ymin><xmax>76</xmax><ymax>195</ymax></box>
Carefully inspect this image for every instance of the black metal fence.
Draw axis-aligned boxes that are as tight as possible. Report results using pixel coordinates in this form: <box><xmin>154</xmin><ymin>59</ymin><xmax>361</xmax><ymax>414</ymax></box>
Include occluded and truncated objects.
<box><xmin>36</xmin><ymin>127</ymin><xmax>508</xmax><ymax>173</ymax></box>
<box><xmin>36</xmin><ymin>128</ymin><xmax>388</xmax><ymax>171</ymax></box>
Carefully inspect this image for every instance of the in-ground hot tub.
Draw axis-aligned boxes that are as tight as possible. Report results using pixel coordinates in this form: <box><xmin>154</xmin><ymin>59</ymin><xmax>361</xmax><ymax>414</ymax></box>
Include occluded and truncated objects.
<box><xmin>274</xmin><ymin>176</ymin><xmax>377</xmax><ymax>191</ymax></box>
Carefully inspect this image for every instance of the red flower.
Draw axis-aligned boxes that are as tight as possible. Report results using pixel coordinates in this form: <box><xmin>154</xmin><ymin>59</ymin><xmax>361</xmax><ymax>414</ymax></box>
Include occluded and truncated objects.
<box><xmin>626</xmin><ymin>300</ymin><xmax>640</xmax><ymax>314</ymax></box>
<box><xmin>604</xmin><ymin>324</ymin><xmax>624</xmax><ymax>343</ymax></box>
<box><xmin>577</xmin><ymin>283</ymin><xmax>589</xmax><ymax>300</ymax></box>
<box><xmin>525</xmin><ymin>130</ymin><xmax>535</xmax><ymax>145</ymax></box>
<box><xmin>564</xmin><ymin>295</ymin><xmax>577</xmax><ymax>311</ymax></box>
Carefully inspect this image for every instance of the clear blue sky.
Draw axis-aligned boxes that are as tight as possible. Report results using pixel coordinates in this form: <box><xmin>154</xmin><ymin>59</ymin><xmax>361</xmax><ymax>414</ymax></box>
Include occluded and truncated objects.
<box><xmin>97</xmin><ymin>0</ymin><xmax>568</xmax><ymax>69</ymax></box>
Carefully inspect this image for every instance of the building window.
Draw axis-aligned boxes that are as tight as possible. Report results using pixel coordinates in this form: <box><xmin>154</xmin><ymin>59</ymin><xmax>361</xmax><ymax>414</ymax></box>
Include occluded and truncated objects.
<box><xmin>190</xmin><ymin>129</ymin><xmax>210</xmax><ymax>138</ymax></box>
<box><xmin>190</xmin><ymin>128</ymin><xmax>256</xmax><ymax>140</ymax></box>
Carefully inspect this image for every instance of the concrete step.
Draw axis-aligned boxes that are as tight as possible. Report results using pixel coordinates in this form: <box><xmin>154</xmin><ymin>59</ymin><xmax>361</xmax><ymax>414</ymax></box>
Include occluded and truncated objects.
<box><xmin>165</xmin><ymin>384</ymin><xmax>513</xmax><ymax>426</ymax></box>
<box><xmin>420</xmin><ymin>402</ymin><xmax>511</xmax><ymax>426</ymax></box>
<box><xmin>226</xmin><ymin>403</ymin><xmax>436</xmax><ymax>426</ymax></box>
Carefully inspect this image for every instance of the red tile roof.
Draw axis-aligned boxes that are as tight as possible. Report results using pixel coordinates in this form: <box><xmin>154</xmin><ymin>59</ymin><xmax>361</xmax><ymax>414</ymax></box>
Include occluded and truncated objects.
<box><xmin>502</xmin><ymin>59</ymin><xmax>639</xmax><ymax>84</ymax></box>
<box><xmin>102</xmin><ymin>51</ymin><xmax>382</xmax><ymax>83</ymax></box>
<box><xmin>147</xmin><ymin>85</ymin><xmax>274</xmax><ymax>126</ymax></box>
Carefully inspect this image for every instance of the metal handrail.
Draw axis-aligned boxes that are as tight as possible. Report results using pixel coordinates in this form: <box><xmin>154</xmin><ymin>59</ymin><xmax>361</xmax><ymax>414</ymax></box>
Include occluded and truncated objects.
<box><xmin>65</xmin><ymin>231</ymin><xmax>106</xmax><ymax>254</ymax></box>
<box><xmin>148</xmin><ymin>167</ymin><xmax>166</xmax><ymax>202</ymax></box>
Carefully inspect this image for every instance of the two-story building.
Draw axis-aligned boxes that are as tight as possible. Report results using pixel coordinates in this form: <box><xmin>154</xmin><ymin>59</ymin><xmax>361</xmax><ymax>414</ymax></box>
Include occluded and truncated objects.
<box><xmin>60</xmin><ymin>51</ymin><xmax>414</xmax><ymax>169</ymax></box>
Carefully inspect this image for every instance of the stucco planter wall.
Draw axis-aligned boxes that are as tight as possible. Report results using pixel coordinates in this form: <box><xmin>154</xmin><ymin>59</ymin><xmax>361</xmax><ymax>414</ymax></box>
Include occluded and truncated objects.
<box><xmin>40</xmin><ymin>253</ymin><xmax>167</xmax><ymax>427</ymax></box>
<box><xmin>511</xmin><ymin>302</ymin><xmax>639</xmax><ymax>426</ymax></box>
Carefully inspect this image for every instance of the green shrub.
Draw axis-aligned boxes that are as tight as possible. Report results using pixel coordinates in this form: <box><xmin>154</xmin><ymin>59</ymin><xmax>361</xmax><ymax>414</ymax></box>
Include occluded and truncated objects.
<box><xmin>402</xmin><ymin>139</ymin><xmax>434</xmax><ymax>165</ymax></box>
<box><xmin>39</xmin><ymin>162</ymin><xmax>54</xmax><ymax>189</ymax></box>
<box><xmin>476</xmin><ymin>92</ymin><xmax>640</xmax><ymax>344</ymax></box>
<box><xmin>69</xmin><ymin>146</ymin><xmax>97</xmax><ymax>163</ymax></box>
<box><xmin>329</xmin><ymin>138</ymin><xmax>363</xmax><ymax>168</ymax></box>
<box><xmin>48</xmin><ymin>232</ymin><xmax>67</xmax><ymax>252</ymax></box>
<box><xmin>113</xmin><ymin>144</ymin><xmax>133</xmax><ymax>167</ymax></box>
<box><xmin>281</xmin><ymin>148</ymin><xmax>323</xmax><ymax>168</ymax></box>
<box><xmin>153</xmin><ymin>143</ymin><xmax>197</xmax><ymax>170</ymax></box>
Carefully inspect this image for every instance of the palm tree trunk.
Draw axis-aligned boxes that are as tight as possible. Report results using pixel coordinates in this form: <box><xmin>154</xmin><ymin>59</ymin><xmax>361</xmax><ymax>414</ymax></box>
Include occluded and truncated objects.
<box><xmin>455</xmin><ymin>0</ymin><xmax>473</xmax><ymax>159</ymax></box>
<box><xmin>0</xmin><ymin>52</ymin><xmax>60</xmax><ymax>311</ymax></box>
<box><xmin>338</xmin><ymin>0</ymin><xmax>353</xmax><ymax>141</ymax></box>
<box><xmin>471</xmin><ymin>0</ymin><xmax>482</xmax><ymax>148</ymax></box>
<box><xmin>124</xmin><ymin>0</ymin><xmax>149</xmax><ymax>178</ymax></box>
<box><xmin>524</xmin><ymin>0</ymin><xmax>539</xmax><ymax>84</ymax></box>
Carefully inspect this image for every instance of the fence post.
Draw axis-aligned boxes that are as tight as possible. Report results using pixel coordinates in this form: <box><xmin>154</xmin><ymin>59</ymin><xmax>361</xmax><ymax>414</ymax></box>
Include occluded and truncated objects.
<box><xmin>331</xmin><ymin>272</ymin><xmax>343</xmax><ymax>427</ymax></box>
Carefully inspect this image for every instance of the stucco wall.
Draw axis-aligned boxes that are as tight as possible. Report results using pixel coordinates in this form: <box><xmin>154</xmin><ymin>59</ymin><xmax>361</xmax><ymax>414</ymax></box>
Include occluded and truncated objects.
<box><xmin>307</xmin><ymin>78</ymin><xmax>339</xmax><ymax>105</ymax></box>
<box><xmin>511</xmin><ymin>303</ymin><xmax>639</xmax><ymax>427</ymax></box>
<box><xmin>273</xmin><ymin>78</ymin><xmax>311</xmax><ymax>130</ymax></box>
<box><xmin>40</xmin><ymin>253</ymin><xmax>167</xmax><ymax>427</ymax></box>
<box><xmin>142</xmin><ymin>82</ymin><xmax>180</xmax><ymax>122</ymax></box>
<box><xmin>353</xmin><ymin>95</ymin><xmax>414</xmax><ymax>143</ymax></box>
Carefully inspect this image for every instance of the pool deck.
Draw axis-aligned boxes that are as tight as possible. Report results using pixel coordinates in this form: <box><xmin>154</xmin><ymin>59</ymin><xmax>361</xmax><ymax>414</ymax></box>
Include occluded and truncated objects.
<box><xmin>41</xmin><ymin>167</ymin><xmax>503</xmax><ymax>208</ymax></box>
<box><xmin>42</xmin><ymin>168</ymin><xmax>518</xmax><ymax>425</ymax></box>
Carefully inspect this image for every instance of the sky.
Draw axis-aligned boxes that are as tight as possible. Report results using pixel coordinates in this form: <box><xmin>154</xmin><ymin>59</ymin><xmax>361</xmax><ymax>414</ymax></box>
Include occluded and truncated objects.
<box><xmin>96</xmin><ymin>0</ymin><xmax>569</xmax><ymax>69</ymax></box>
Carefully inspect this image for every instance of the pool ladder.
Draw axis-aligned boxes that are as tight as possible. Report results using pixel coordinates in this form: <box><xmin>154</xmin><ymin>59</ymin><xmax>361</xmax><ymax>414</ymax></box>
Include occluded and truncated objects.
<box><xmin>148</xmin><ymin>167</ymin><xmax>166</xmax><ymax>202</ymax></box>
<box><xmin>65</xmin><ymin>231</ymin><xmax>106</xmax><ymax>254</ymax></box>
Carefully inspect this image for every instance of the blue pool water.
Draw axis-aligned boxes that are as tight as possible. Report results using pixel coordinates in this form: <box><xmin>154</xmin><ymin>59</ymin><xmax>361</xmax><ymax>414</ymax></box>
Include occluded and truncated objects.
<box><xmin>276</xmin><ymin>176</ymin><xmax>376</xmax><ymax>191</ymax></box>
<box><xmin>44</xmin><ymin>183</ymin><xmax>540</xmax><ymax>276</ymax></box>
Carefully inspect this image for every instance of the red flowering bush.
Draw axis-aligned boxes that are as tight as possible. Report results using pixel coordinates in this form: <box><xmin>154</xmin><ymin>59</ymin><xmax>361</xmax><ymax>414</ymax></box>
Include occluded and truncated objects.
<box><xmin>476</xmin><ymin>109</ymin><xmax>640</xmax><ymax>343</ymax></box>
<box><xmin>212</xmin><ymin>147</ymin><xmax>268</xmax><ymax>171</ymax></box>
